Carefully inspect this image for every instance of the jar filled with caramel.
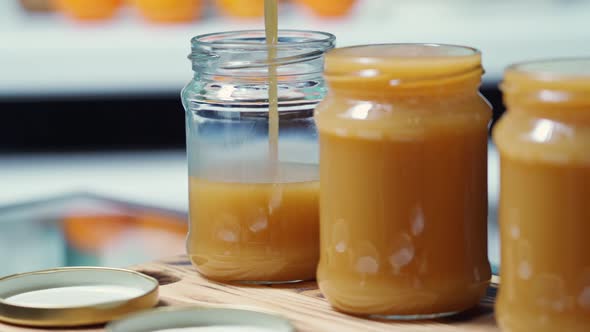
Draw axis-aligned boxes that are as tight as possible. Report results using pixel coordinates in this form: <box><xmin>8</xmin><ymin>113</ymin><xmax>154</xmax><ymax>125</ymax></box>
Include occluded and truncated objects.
<box><xmin>315</xmin><ymin>44</ymin><xmax>492</xmax><ymax>318</ymax></box>
<box><xmin>494</xmin><ymin>59</ymin><xmax>590</xmax><ymax>332</ymax></box>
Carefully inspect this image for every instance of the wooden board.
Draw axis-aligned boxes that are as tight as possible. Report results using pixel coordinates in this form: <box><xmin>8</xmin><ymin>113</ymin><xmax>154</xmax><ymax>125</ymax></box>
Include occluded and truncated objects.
<box><xmin>1</xmin><ymin>256</ymin><xmax>500</xmax><ymax>332</ymax></box>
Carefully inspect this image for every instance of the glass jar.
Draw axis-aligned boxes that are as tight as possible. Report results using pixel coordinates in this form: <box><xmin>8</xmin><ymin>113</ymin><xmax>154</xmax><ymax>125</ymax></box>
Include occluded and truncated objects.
<box><xmin>181</xmin><ymin>30</ymin><xmax>335</xmax><ymax>283</ymax></box>
<box><xmin>494</xmin><ymin>59</ymin><xmax>590</xmax><ymax>332</ymax></box>
<box><xmin>315</xmin><ymin>44</ymin><xmax>492</xmax><ymax>318</ymax></box>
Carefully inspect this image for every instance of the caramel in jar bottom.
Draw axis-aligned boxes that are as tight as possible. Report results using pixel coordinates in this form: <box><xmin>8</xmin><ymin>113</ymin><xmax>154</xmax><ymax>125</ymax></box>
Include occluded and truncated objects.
<box><xmin>317</xmin><ymin>127</ymin><xmax>491</xmax><ymax>316</ymax></box>
<box><xmin>495</xmin><ymin>157</ymin><xmax>590</xmax><ymax>332</ymax></box>
<box><xmin>187</xmin><ymin>168</ymin><xmax>319</xmax><ymax>282</ymax></box>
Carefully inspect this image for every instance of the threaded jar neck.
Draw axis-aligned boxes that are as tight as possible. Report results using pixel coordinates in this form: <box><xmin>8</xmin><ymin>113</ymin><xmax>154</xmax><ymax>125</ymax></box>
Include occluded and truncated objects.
<box><xmin>189</xmin><ymin>30</ymin><xmax>335</xmax><ymax>81</ymax></box>
<box><xmin>323</xmin><ymin>43</ymin><xmax>483</xmax><ymax>99</ymax></box>
<box><xmin>502</xmin><ymin>58</ymin><xmax>590</xmax><ymax>120</ymax></box>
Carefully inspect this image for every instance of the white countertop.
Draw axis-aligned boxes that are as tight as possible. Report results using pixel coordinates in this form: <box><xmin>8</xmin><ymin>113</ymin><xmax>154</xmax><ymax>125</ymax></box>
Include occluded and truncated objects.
<box><xmin>2</xmin><ymin>0</ymin><xmax>590</xmax><ymax>98</ymax></box>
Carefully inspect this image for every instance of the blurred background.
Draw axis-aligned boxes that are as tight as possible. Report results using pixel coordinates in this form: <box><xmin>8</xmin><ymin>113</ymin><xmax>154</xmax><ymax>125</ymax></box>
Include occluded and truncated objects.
<box><xmin>1</xmin><ymin>0</ymin><xmax>589</xmax><ymax>276</ymax></box>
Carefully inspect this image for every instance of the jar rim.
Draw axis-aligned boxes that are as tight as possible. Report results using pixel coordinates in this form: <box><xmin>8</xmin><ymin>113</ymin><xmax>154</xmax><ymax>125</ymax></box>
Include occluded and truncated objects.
<box><xmin>191</xmin><ymin>30</ymin><xmax>336</xmax><ymax>50</ymax></box>
<box><xmin>189</xmin><ymin>30</ymin><xmax>335</xmax><ymax>71</ymax></box>
<box><xmin>324</xmin><ymin>43</ymin><xmax>481</xmax><ymax>74</ymax></box>
<box><xmin>506</xmin><ymin>58</ymin><xmax>590</xmax><ymax>82</ymax></box>
<box><xmin>323</xmin><ymin>43</ymin><xmax>483</xmax><ymax>92</ymax></box>
<box><xmin>327</xmin><ymin>43</ymin><xmax>481</xmax><ymax>59</ymax></box>
<box><xmin>502</xmin><ymin>58</ymin><xmax>590</xmax><ymax>108</ymax></box>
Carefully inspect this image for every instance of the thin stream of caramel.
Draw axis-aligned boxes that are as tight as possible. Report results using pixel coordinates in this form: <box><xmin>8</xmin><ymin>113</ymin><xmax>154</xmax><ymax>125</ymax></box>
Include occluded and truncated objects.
<box><xmin>264</xmin><ymin>0</ymin><xmax>279</xmax><ymax>171</ymax></box>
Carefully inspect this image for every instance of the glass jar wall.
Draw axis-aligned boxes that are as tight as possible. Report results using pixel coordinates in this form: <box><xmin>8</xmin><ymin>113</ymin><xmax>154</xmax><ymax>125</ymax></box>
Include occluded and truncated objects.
<box><xmin>181</xmin><ymin>30</ymin><xmax>335</xmax><ymax>283</ymax></box>
<box><xmin>315</xmin><ymin>44</ymin><xmax>492</xmax><ymax>318</ymax></box>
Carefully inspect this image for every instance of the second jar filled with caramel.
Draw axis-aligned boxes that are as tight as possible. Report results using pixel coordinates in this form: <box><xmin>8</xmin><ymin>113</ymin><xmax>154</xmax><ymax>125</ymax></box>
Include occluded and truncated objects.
<box><xmin>315</xmin><ymin>44</ymin><xmax>492</xmax><ymax>318</ymax></box>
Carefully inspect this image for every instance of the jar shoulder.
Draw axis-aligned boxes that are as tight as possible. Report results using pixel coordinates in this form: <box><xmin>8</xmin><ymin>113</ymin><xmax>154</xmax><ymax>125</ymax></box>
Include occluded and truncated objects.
<box><xmin>317</xmin><ymin>93</ymin><xmax>490</xmax><ymax>116</ymax></box>
<box><xmin>493</xmin><ymin>110</ymin><xmax>590</xmax><ymax>164</ymax></box>
<box><xmin>315</xmin><ymin>93</ymin><xmax>491</xmax><ymax>131</ymax></box>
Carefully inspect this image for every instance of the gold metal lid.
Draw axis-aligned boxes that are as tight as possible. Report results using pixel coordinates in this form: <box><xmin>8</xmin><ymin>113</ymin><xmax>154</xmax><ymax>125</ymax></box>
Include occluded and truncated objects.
<box><xmin>0</xmin><ymin>267</ymin><xmax>159</xmax><ymax>327</ymax></box>
<box><xmin>106</xmin><ymin>307</ymin><xmax>295</xmax><ymax>332</ymax></box>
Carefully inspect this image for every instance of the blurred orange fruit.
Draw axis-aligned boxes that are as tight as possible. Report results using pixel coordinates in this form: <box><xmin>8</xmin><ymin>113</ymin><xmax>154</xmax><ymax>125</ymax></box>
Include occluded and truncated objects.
<box><xmin>136</xmin><ymin>212</ymin><xmax>187</xmax><ymax>235</ymax></box>
<box><xmin>63</xmin><ymin>211</ymin><xmax>187</xmax><ymax>253</ymax></box>
<box><xmin>53</xmin><ymin>0</ymin><xmax>122</xmax><ymax>20</ymax></box>
<box><xmin>296</xmin><ymin>0</ymin><xmax>356</xmax><ymax>17</ymax></box>
<box><xmin>63</xmin><ymin>214</ymin><xmax>131</xmax><ymax>253</ymax></box>
<box><xmin>132</xmin><ymin>0</ymin><xmax>202</xmax><ymax>23</ymax></box>
<box><xmin>216</xmin><ymin>0</ymin><xmax>264</xmax><ymax>18</ymax></box>
<box><xmin>20</xmin><ymin>0</ymin><xmax>55</xmax><ymax>12</ymax></box>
